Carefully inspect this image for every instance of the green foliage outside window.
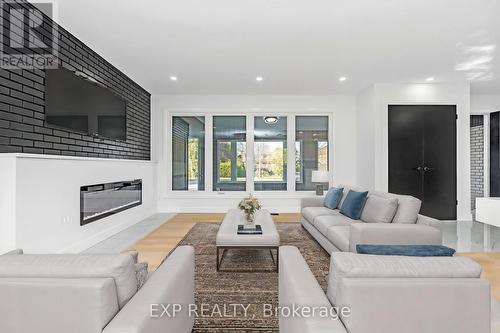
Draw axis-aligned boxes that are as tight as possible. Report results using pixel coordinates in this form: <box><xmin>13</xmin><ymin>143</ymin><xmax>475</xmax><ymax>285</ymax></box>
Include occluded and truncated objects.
<box><xmin>237</xmin><ymin>158</ymin><xmax>246</xmax><ymax>178</ymax></box>
<box><xmin>188</xmin><ymin>138</ymin><xmax>199</xmax><ymax>180</ymax></box>
<box><xmin>219</xmin><ymin>159</ymin><xmax>231</xmax><ymax>179</ymax></box>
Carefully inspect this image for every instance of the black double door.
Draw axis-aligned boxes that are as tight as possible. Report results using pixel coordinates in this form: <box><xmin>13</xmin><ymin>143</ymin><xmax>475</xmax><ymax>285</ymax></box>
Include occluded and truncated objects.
<box><xmin>388</xmin><ymin>105</ymin><xmax>457</xmax><ymax>220</ymax></box>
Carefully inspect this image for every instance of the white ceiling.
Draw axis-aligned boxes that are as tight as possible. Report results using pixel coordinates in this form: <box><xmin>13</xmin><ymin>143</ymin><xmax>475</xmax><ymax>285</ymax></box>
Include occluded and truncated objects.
<box><xmin>55</xmin><ymin>0</ymin><xmax>500</xmax><ymax>95</ymax></box>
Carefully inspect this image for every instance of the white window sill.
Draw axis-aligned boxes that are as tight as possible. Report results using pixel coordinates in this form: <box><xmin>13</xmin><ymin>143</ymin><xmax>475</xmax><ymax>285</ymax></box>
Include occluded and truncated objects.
<box><xmin>163</xmin><ymin>191</ymin><xmax>322</xmax><ymax>199</ymax></box>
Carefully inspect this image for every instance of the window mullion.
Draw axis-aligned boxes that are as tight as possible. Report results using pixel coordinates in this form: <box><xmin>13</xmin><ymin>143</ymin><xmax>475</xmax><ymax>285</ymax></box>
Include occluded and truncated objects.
<box><xmin>247</xmin><ymin>115</ymin><xmax>255</xmax><ymax>193</ymax></box>
<box><xmin>205</xmin><ymin>115</ymin><xmax>213</xmax><ymax>192</ymax></box>
<box><xmin>287</xmin><ymin>115</ymin><xmax>296</xmax><ymax>192</ymax></box>
<box><xmin>230</xmin><ymin>141</ymin><xmax>237</xmax><ymax>182</ymax></box>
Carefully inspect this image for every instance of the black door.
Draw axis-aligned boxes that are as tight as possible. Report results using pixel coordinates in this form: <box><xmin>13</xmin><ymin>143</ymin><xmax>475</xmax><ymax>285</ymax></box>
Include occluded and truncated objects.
<box><xmin>388</xmin><ymin>105</ymin><xmax>457</xmax><ymax>220</ymax></box>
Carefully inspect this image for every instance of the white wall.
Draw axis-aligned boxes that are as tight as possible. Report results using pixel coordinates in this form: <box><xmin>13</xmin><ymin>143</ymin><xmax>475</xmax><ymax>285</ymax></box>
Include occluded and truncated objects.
<box><xmin>0</xmin><ymin>154</ymin><xmax>157</xmax><ymax>253</ymax></box>
<box><xmin>152</xmin><ymin>95</ymin><xmax>357</xmax><ymax>212</ymax></box>
<box><xmin>471</xmin><ymin>94</ymin><xmax>500</xmax><ymax>114</ymax></box>
<box><xmin>0</xmin><ymin>155</ymin><xmax>17</xmax><ymax>253</ymax></box>
<box><xmin>356</xmin><ymin>82</ymin><xmax>472</xmax><ymax>220</ymax></box>
<box><xmin>355</xmin><ymin>86</ymin><xmax>376</xmax><ymax>189</ymax></box>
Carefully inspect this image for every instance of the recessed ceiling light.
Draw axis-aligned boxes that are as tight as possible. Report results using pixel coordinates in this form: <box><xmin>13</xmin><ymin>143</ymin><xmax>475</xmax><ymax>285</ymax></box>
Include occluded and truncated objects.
<box><xmin>264</xmin><ymin>116</ymin><xmax>279</xmax><ymax>124</ymax></box>
<box><xmin>339</xmin><ymin>76</ymin><xmax>347</xmax><ymax>82</ymax></box>
<box><xmin>426</xmin><ymin>77</ymin><xmax>435</xmax><ymax>82</ymax></box>
<box><xmin>256</xmin><ymin>76</ymin><xmax>264</xmax><ymax>82</ymax></box>
<box><xmin>170</xmin><ymin>76</ymin><xmax>178</xmax><ymax>81</ymax></box>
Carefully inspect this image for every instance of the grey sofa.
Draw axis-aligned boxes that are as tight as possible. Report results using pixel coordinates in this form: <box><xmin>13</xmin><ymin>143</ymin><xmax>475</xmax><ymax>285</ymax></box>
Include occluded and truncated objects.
<box><xmin>0</xmin><ymin>246</ymin><xmax>195</xmax><ymax>333</ymax></box>
<box><xmin>301</xmin><ymin>186</ymin><xmax>442</xmax><ymax>253</ymax></box>
<box><xmin>279</xmin><ymin>246</ymin><xmax>491</xmax><ymax>333</ymax></box>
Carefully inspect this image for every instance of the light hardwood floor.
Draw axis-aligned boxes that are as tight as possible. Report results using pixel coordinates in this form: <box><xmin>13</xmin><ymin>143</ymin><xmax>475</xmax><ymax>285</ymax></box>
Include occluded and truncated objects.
<box><xmin>129</xmin><ymin>213</ymin><xmax>500</xmax><ymax>300</ymax></box>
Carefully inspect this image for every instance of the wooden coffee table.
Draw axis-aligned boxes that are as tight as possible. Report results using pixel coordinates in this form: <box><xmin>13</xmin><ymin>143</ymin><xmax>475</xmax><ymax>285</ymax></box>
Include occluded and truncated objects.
<box><xmin>216</xmin><ymin>209</ymin><xmax>280</xmax><ymax>272</ymax></box>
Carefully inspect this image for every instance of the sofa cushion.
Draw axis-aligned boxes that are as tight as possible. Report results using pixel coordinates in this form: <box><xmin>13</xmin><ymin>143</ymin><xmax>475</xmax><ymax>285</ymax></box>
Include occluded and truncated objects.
<box><xmin>340</xmin><ymin>190</ymin><xmax>368</xmax><ymax>220</ymax></box>
<box><xmin>314</xmin><ymin>214</ymin><xmax>354</xmax><ymax>236</ymax></box>
<box><xmin>0</xmin><ymin>253</ymin><xmax>137</xmax><ymax>308</ymax></box>
<box><xmin>371</xmin><ymin>191</ymin><xmax>421</xmax><ymax>224</ymax></box>
<box><xmin>326</xmin><ymin>226</ymin><xmax>351</xmax><ymax>252</ymax></box>
<box><xmin>327</xmin><ymin>252</ymin><xmax>482</xmax><ymax>305</ymax></box>
<box><xmin>360</xmin><ymin>195</ymin><xmax>399</xmax><ymax>223</ymax></box>
<box><xmin>302</xmin><ymin>206</ymin><xmax>337</xmax><ymax>223</ymax></box>
<box><xmin>324</xmin><ymin>187</ymin><xmax>344</xmax><ymax>209</ymax></box>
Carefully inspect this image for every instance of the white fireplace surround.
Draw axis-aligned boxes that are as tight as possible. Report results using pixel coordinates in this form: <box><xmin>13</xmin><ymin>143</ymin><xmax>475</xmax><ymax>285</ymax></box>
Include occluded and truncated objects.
<box><xmin>0</xmin><ymin>154</ymin><xmax>157</xmax><ymax>254</ymax></box>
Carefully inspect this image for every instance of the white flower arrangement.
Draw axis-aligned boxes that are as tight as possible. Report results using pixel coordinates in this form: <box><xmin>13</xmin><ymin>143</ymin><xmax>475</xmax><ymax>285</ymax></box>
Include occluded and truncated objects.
<box><xmin>238</xmin><ymin>194</ymin><xmax>262</xmax><ymax>222</ymax></box>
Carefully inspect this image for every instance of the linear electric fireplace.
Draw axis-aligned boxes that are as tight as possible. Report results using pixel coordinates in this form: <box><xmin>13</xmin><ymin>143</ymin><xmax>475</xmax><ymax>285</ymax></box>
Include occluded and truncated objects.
<box><xmin>80</xmin><ymin>179</ymin><xmax>142</xmax><ymax>226</ymax></box>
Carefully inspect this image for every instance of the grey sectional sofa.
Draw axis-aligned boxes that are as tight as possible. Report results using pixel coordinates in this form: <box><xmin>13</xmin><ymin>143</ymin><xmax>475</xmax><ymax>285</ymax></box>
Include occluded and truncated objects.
<box><xmin>279</xmin><ymin>246</ymin><xmax>491</xmax><ymax>333</ymax></box>
<box><xmin>301</xmin><ymin>186</ymin><xmax>442</xmax><ymax>253</ymax></box>
<box><xmin>0</xmin><ymin>246</ymin><xmax>195</xmax><ymax>333</ymax></box>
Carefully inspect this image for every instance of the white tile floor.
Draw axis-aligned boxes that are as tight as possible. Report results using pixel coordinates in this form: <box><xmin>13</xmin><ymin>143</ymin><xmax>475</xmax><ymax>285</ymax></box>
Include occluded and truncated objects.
<box><xmin>83</xmin><ymin>213</ymin><xmax>174</xmax><ymax>253</ymax></box>
<box><xmin>442</xmin><ymin>220</ymin><xmax>500</xmax><ymax>252</ymax></box>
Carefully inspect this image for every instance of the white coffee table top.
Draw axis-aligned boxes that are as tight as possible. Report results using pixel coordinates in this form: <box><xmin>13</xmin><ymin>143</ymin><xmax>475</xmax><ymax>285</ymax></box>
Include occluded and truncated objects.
<box><xmin>216</xmin><ymin>209</ymin><xmax>280</xmax><ymax>247</ymax></box>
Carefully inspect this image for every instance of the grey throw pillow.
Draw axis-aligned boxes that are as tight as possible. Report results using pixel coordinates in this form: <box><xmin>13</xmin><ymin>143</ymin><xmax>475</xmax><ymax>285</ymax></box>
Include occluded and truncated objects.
<box><xmin>135</xmin><ymin>262</ymin><xmax>149</xmax><ymax>289</ymax></box>
<box><xmin>127</xmin><ymin>251</ymin><xmax>139</xmax><ymax>264</ymax></box>
<box><xmin>360</xmin><ymin>195</ymin><xmax>399</xmax><ymax>223</ymax></box>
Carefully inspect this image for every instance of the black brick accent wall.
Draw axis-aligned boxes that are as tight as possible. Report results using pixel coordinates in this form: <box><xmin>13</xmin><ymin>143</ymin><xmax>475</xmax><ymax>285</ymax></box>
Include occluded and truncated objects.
<box><xmin>0</xmin><ymin>0</ymin><xmax>151</xmax><ymax>160</ymax></box>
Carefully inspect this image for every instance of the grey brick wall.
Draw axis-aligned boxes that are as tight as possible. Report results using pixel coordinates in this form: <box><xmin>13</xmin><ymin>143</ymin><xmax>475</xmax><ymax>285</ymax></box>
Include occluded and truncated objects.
<box><xmin>470</xmin><ymin>115</ymin><xmax>484</xmax><ymax>210</ymax></box>
<box><xmin>0</xmin><ymin>0</ymin><xmax>150</xmax><ymax>160</ymax></box>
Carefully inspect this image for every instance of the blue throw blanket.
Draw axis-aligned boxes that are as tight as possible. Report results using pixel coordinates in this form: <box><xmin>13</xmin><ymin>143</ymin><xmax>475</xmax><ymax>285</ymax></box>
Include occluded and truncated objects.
<box><xmin>356</xmin><ymin>244</ymin><xmax>456</xmax><ymax>257</ymax></box>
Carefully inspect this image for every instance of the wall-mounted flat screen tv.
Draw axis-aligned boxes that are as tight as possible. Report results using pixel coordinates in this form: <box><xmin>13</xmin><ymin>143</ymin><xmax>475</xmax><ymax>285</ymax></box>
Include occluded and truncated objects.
<box><xmin>45</xmin><ymin>68</ymin><xmax>127</xmax><ymax>141</ymax></box>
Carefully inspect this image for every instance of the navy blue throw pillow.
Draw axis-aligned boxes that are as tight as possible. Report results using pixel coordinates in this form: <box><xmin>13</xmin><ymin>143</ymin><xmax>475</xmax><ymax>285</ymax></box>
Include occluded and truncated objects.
<box><xmin>324</xmin><ymin>187</ymin><xmax>344</xmax><ymax>209</ymax></box>
<box><xmin>340</xmin><ymin>190</ymin><xmax>368</xmax><ymax>219</ymax></box>
<box><xmin>356</xmin><ymin>245</ymin><xmax>456</xmax><ymax>257</ymax></box>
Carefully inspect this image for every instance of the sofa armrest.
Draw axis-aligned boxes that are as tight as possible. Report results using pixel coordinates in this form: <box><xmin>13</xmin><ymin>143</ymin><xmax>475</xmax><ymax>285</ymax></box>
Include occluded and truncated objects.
<box><xmin>300</xmin><ymin>197</ymin><xmax>324</xmax><ymax>210</ymax></box>
<box><xmin>336</xmin><ymin>277</ymin><xmax>490</xmax><ymax>333</ymax></box>
<box><xmin>416</xmin><ymin>214</ymin><xmax>442</xmax><ymax>230</ymax></box>
<box><xmin>104</xmin><ymin>246</ymin><xmax>195</xmax><ymax>333</ymax></box>
<box><xmin>279</xmin><ymin>246</ymin><xmax>347</xmax><ymax>333</ymax></box>
<box><xmin>348</xmin><ymin>223</ymin><xmax>442</xmax><ymax>252</ymax></box>
<box><xmin>0</xmin><ymin>277</ymin><xmax>118</xmax><ymax>333</ymax></box>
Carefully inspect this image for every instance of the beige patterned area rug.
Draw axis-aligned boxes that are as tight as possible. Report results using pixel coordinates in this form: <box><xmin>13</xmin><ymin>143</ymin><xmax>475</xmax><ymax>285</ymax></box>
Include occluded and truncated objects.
<box><xmin>177</xmin><ymin>222</ymin><xmax>330</xmax><ymax>332</ymax></box>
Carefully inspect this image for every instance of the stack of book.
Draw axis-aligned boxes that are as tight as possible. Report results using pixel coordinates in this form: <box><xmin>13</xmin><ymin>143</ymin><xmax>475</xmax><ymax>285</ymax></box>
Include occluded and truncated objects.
<box><xmin>237</xmin><ymin>225</ymin><xmax>263</xmax><ymax>235</ymax></box>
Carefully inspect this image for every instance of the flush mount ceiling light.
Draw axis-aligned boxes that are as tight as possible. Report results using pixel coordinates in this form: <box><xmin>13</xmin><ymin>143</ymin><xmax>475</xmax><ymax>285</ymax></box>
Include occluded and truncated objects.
<box><xmin>169</xmin><ymin>76</ymin><xmax>178</xmax><ymax>81</ymax></box>
<box><xmin>264</xmin><ymin>116</ymin><xmax>279</xmax><ymax>124</ymax></box>
<box><xmin>426</xmin><ymin>77</ymin><xmax>435</xmax><ymax>82</ymax></box>
<box><xmin>339</xmin><ymin>76</ymin><xmax>347</xmax><ymax>82</ymax></box>
<box><xmin>256</xmin><ymin>76</ymin><xmax>264</xmax><ymax>82</ymax></box>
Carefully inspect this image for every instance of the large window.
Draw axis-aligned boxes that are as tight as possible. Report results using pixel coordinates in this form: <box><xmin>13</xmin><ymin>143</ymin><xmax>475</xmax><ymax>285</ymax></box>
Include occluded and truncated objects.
<box><xmin>172</xmin><ymin>116</ymin><xmax>205</xmax><ymax>191</ymax></box>
<box><xmin>295</xmin><ymin>116</ymin><xmax>329</xmax><ymax>191</ymax></box>
<box><xmin>213</xmin><ymin>116</ymin><xmax>247</xmax><ymax>191</ymax></box>
<box><xmin>254</xmin><ymin>116</ymin><xmax>287</xmax><ymax>191</ymax></box>
<box><xmin>170</xmin><ymin>114</ymin><xmax>330</xmax><ymax>193</ymax></box>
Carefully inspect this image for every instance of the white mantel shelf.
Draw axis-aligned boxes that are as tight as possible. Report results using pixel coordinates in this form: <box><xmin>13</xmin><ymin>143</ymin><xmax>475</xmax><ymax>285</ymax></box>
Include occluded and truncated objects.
<box><xmin>0</xmin><ymin>153</ymin><xmax>157</xmax><ymax>164</ymax></box>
